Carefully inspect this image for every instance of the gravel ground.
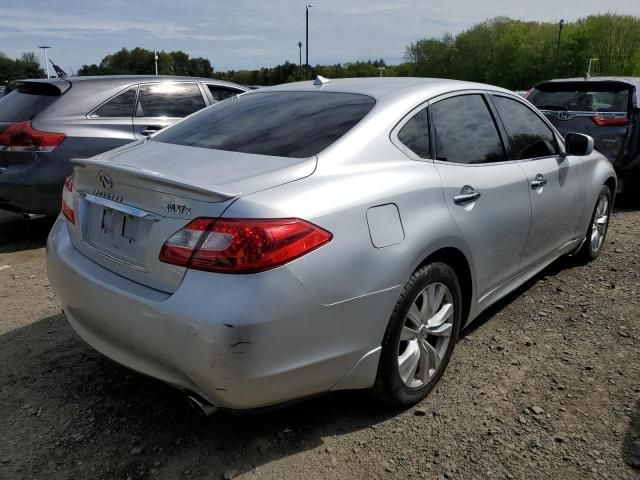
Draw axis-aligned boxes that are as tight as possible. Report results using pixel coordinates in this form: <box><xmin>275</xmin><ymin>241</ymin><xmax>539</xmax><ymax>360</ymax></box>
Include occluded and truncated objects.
<box><xmin>0</xmin><ymin>206</ymin><xmax>639</xmax><ymax>480</ymax></box>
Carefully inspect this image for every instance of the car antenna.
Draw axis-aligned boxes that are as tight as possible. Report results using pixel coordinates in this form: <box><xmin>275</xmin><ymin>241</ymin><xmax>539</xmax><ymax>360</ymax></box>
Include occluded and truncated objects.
<box><xmin>313</xmin><ymin>75</ymin><xmax>330</xmax><ymax>86</ymax></box>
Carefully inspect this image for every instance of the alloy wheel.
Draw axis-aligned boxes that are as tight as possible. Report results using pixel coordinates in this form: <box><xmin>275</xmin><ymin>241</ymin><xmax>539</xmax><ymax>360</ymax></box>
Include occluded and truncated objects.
<box><xmin>397</xmin><ymin>282</ymin><xmax>454</xmax><ymax>389</ymax></box>
<box><xmin>590</xmin><ymin>193</ymin><xmax>610</xmax><ymax>255</ymax></box>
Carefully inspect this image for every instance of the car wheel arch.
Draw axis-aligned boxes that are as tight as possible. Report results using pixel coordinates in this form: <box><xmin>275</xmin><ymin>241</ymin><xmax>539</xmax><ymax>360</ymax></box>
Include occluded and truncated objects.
<box><xmin>412</xmin><ymin>247</ymin><xmax>473</xmax><ymax>327</ymax></box>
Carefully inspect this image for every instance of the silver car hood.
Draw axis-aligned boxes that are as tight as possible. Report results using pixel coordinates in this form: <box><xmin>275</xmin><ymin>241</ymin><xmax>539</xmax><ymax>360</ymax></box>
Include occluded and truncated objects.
<box><xmin>73</xmin><ymin>139</ymin><xmax>317</xmax><ymax>199</ymax></box>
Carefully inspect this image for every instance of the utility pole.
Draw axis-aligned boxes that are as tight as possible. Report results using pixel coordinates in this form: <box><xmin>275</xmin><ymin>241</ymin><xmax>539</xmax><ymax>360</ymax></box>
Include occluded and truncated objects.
<box><xmin>587</xmin><ymin>58</ymin><xmax>598</xmax><ymax>78</ymax></box>
<box><xmin>154</xmin><ymin>50</ymin><xmax>159</xmax><ymax>76</ymax></box>
<box><xmin>38</xmin><ymin>46</ymin><xmax>51</xmax><ymax>78</ymax></box>
<box><xmin>554</xmin><ymin>19</ymin><xmax>564</xmax><ymax>78</ymax></box>
<box><xmin>305</xmin><ymin>4</ymin><xmax>315</xmax><ymax>80</ymax></box>
<box><xmin>298</xmin><ymin>41</ymin><xmax>303</xmax><ymax>80</ymax></box>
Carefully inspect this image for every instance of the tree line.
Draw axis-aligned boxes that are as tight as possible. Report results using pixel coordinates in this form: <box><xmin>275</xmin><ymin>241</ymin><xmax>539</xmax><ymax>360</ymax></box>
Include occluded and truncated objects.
<box><xmin>77</xmin><ymin>47</ymin><xmax>214</xmax><ymax>78</ymax></box>
<box><xmin>404</xmin><ymin>14</ymin><xmax>640</xmax><ymax>90</ymax></box>
<box><xmin>2</xmin><ymin>14</ymin><xmax>639</xmax><ymax>90</ymax></box>
<box><xmin>0</xmin><ymin>52</ymin><xmax>44</xmax><ymax>87</ymax></box>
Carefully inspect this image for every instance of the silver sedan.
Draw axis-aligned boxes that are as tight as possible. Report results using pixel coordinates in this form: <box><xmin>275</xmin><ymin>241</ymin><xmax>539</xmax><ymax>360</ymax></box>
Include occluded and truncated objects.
<box><xmin>47</xmin><ymin>77</ymin><xmax>615</xmax><ymax>413</ymax></box>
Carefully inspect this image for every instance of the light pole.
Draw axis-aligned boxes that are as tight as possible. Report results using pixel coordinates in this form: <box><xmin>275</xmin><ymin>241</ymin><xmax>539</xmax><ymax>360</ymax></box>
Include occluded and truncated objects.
<box><xmin>587</xmin><ymin>58</ymin><xmax>598</xmax><ymax>78</ymax></box>
<box><xmin>154</xmin><ymin>50</ymin><xmax>159</xmax><ymax>76</ymax></box>
<box><xmin>378</xmin><ymin>66</ymin><xmax>386</xmax><ymax>78</ymax></box>
<box><xmin>305</xmin><ymin>4</ymin><xmax>315</xmax><ymax>80</ymax></box>
<box><xmin>298</xmin><ymin>41</ymin><xmax>303</xmax><ymax>80</ymax></box>
<box><xmin>554</xmin><ymin>19</ymin><xmax>564</xmax><ymax>78</ymax></box>
<box><xmin>38</xmin><ymin>46</ymin><xmax>51</xmax><ymax>78</ymax></box>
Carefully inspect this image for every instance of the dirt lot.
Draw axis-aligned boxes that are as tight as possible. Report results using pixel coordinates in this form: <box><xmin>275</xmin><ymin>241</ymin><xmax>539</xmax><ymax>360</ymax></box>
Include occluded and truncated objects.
<box><xmin>1</xmin><ymin>206</ymin><xmax>639</xmax><ymax>480</ymax></box>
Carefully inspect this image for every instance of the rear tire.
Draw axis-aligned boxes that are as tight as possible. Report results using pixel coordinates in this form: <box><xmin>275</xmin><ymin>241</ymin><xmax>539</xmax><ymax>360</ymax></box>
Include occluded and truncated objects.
<box><xmin>576</xmin><ymin>185</ymin><xmax>612</xmax><ymax>262</ymax></box>
<box><xmin>373</xmin><ymin>262</ymin><xmax>462</xmax><ymax>407</ymax></box>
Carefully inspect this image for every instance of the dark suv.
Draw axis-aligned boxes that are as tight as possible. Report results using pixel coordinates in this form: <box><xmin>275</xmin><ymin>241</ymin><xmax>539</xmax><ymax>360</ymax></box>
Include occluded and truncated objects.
<box><xmin>0</xmin><ymin>76</ymin><xmax>247</xmax><ymax>216</ymax></box>
<box><xmin>527</xmin><ymin>77</ymin><xmax>639</xmax><ymax>194</ymax></box>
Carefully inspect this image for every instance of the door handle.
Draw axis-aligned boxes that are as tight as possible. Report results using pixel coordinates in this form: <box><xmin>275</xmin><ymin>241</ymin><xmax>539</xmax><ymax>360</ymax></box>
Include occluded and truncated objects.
<box><xmin>140</xmin><ymin>126</ymin><xmax>162</xmax><ymax>136</ymax></box>
<box><xmin>530</xmin><ymin>174</ymin><xmax>547</xmax><ymax>190</ymax></box>
<box><xmin>453</xmin><ymin>185</ymin><xmax>481</xmax><ymax>205</ymax></box>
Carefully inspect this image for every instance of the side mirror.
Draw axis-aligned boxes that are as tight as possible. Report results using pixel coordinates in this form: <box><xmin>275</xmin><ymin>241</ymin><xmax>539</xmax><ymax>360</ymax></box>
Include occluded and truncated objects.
<box><xmin>565</xmin><ymin>132</ymin><xmax>594</xmax><ymax>156</ymax></box>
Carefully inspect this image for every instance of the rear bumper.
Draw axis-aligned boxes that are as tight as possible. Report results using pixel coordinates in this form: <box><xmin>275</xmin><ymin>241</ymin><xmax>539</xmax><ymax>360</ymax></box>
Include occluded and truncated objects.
<box><xmin>46</xmin><ymin>217</ymin><xmax>396</xmax><ymax>409</ymax></box>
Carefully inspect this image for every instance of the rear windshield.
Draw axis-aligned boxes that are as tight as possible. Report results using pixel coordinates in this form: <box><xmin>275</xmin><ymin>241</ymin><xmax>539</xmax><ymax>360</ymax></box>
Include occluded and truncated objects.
<box><xmin>0</xmin><ymin>87</ymin><xmax>60</xmax><ymax>122</ymax></box>
<box><xmin>153</xmin><ymin>91</ymin><xmax>376</xmax><ymax>158</ymax></box>
<box><xmin>528</xmin><ymin>82</ymin><xmax>630</xmax><ymax>113</ymax></box>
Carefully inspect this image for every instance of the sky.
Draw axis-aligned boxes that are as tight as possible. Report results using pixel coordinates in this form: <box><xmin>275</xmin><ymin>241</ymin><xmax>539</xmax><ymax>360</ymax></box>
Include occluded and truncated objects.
<box><xmin>1</xmin><ymin>0</ymin><xmax>639</xmax><ymax>74</ymax></box>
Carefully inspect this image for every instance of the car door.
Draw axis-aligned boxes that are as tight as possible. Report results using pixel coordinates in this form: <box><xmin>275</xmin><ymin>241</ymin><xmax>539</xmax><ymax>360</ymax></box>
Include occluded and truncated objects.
<box><xmin>132</xmin><ymin>82</ymin><xmax>207</xmax><ymax>139</ymax></box>
<box><xmin>430</xmin><ymin>93</ymin><xmax>532</xmax><ymax>299</ymax></box>
<box><xmin>491</xmin><ymin>94</ymin><xmax>586</xmax><ymax>266</ymax></box>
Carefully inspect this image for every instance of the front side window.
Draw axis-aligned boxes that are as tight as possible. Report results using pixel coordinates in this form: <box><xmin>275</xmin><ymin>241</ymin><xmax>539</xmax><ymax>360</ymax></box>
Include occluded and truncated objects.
<box><xmin>153</xmin><ymin>91</ymin><xmax>376</xmax><ymax>158</ymax></box>
<box><xmin>431</xmin><ymin>94</ymin><xmax>505</xmax><ymax>164</ymax></box>
<box><xmin>135</xmin><ymin>83</ymin><xmax>205</xmax><ymax>118</ymax></box>
<box><xmin>207</xmin><ymin>85</ymin><xmax>243</xmax><ymax>102</ymax></box>
<box><xmin>493</xmin><ymin>96</ymin><xmax>558</xmax><ymax>159</ymax></box>
<box><xmin>91</xmin><ymin>87</ymin><xmax>137</xmax><ymax>118</ymax></box>
<box><xmin>397</xmin><ymin>108</ymin><xmax>430</xmax><ymax>158</ymax></box>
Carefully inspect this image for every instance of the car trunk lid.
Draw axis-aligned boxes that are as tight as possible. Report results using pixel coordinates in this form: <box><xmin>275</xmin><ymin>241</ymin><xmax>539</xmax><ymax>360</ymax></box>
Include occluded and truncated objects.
<box><xmin>67</xmin><ymin>140</ymin><xmax>317</xmax><ymax>293</ymax></box>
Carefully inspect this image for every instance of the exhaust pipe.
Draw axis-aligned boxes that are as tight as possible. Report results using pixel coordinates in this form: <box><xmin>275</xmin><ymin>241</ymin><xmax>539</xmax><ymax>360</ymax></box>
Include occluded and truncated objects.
<box><xmin>186</xmin><ymin>394</ymin><xmax>218</xmax><ymax>416</ymax></box>
<box><xmin>21</xmin><ymin>213</ymin><xmax>46</xmax><ymax>221</ymax></box>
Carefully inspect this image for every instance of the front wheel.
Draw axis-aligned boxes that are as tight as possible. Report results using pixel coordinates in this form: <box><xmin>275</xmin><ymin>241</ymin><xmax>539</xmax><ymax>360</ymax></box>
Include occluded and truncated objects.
<box><xmin>576</xmin><ymin>185</ymin><xmax>612</xmax><ymax>261</ymax></box>
<box><xmin>373</xmin><ymin>262</ymin><xmax>462</xmax><ymax>407</ymax></box>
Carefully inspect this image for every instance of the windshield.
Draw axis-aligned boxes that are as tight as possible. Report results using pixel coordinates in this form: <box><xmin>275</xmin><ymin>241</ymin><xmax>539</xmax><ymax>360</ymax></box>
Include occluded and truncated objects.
<box><xmin>528</xmin><ymin>82</ymin><xmax>630</xmax><ymax>113</ymax></box>
<box><xmin>153</xmin><ymin>91</ymin><xmax>376</xmax><ymax>158</ymax></box>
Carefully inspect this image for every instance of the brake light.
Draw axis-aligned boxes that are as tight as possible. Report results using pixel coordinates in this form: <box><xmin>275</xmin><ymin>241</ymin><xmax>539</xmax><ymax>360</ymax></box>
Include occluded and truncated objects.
<box><xmin>591</xmin><ymin>115</ymin><xmax>628</xmax><ymax>126</ymax></box>
<box><xmin>61</xmin><ymin>175</ymin><xmax>75</xmax><ymax>224</ymax></box>
<box><xmin>159</xmin><ymin>218</ymin><xmax>333</xmax><ymax>273</ymax></box>
<box><xmin>0</xmin><ymin>121</ymin><xmax>66</xmax><ymax>152</ymax></box>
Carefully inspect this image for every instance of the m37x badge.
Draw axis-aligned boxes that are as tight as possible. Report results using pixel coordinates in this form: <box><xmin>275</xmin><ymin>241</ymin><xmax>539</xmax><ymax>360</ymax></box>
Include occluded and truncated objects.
<box><xmin>167</xmin><ymin>202</ymin><xmax>192</xmax><ymax>215</ymax></box>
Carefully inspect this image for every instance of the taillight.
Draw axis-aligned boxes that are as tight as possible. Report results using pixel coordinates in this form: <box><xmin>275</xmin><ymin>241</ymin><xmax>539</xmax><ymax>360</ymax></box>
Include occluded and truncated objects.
<box><xmin>591</xmin><ymin>115</ymin><xmax>628</xmax><ymax>127</ymax></box>
<box><xmin>61</xmin><ymin>175</ymin><xmax>75</xmax><ymax>224</ymax></box>
<box><xmin>0</xmin><ymin>121</ymin><xmax>66</xmax><ymax>152</ymax></box>
<box><xmin>159</xmin><ymin>218</ymin><xmax>333</xmax><ymax>273</ymax></box>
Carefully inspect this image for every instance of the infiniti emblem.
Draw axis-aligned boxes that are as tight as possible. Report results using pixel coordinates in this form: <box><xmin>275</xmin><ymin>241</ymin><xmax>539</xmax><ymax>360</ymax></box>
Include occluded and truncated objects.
<box><xmin>97</xmin><ymin>172</ymin><xmax>113</xmax><ymax>190</ymax></box>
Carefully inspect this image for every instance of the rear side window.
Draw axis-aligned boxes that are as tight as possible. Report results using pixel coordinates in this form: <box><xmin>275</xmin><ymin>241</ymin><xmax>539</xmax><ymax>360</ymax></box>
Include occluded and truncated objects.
<box><xmin>493</xmin><ymin>96</ymin><xmax>558</xmax><ymax>159</ymax></box>
<box><xmin>431</xmin><ymin>94</ymin><xmax>506</xmax><ymax>164</ymax></box>
<box><xmin>528</xmin><ymin>82</ymin><xmax>630</xmax><ymax>113</ymax></box>
<box><xmin>397</xmin><ymin>108</ymin><xmax>430</xmax><ymax>158</ymax></box>
<box><xmin>207</xmin><ymin>85</ymin><xmax>243</xmax><ymax>102</ymax></box>
<box><xmin>135</xmin><ymin>83</ymin><xmax>205</xmax><ymax>118</ymax></box>
<box><xmin>0</xmin><ymin>90</ymin><xmax>58</xmax><ymax>122</ymax></box>
<box><xmin>153</xmin><ymin>91</ymin><xmax>376</xmax><ymax>158</ymax></box>
<box><xmin>91</xmin><ymin>87</ymin><xmax>137</xmax><ymax>118</ymax></box>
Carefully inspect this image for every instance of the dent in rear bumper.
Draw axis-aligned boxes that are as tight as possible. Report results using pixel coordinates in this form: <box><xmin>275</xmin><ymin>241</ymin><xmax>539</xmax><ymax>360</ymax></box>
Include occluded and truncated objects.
<box><xmin>46</xmin><ymin>217</ymin><xmax>399</xmax><ymax>409</ymax></box>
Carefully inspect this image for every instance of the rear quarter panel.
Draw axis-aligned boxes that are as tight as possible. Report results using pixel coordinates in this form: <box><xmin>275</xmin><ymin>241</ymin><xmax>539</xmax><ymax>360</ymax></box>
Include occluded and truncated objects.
<box><xmin>223</xmin><ymin>139</ymin><xmax>473</xmax><ymax>309</ymax></box>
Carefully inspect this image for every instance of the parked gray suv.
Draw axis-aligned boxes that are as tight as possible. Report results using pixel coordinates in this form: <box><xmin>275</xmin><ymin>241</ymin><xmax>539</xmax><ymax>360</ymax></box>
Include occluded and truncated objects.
<box><xmin>528</xmin><ymin>77</ymin><xmax>640</xmax><ymax>195</ymax></box>
<box><xmin>0</xmin><ymin>76</ymin><xmax>247</xmax><ymax>216</ymax></box>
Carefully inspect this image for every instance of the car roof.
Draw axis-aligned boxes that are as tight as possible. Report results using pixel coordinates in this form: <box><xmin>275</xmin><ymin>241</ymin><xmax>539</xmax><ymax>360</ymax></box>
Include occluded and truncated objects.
<box><xmin>534</xmin><ymin>76</ymin><xmax>640</xmax><ymax>89</ymax></box>
<box><xmin>18</xmin><ymin>75</ymin><xmax>245</xmax><ymax>91</ymax></box>
<box><xmin>256</xmin><ymin>77</ymin><xmax>514</xmax><ymax>103</ymax></box>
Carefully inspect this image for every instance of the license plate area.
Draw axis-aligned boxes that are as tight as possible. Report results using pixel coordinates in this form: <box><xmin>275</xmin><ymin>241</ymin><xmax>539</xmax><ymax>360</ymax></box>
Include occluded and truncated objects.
<box><xmin>84</xmin><ymin>204</ymin><xmax>150</xmax><ymax>269</ymax></box>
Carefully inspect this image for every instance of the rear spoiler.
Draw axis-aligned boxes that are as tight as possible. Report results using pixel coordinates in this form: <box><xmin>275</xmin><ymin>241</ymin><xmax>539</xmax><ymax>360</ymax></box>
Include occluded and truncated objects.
<box><xmin>17</xmin><ymin>78</ymin><xmax>71</xmax><ymax>96</ymax></box>
<box><xmin>71</xmin><ymin>157</ymin><xmax>236</xmax><ymax>202</ymax></box>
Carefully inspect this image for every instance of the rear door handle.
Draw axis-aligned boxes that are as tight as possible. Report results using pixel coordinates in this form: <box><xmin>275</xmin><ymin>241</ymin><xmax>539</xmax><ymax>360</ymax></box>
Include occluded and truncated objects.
<box><xmin>454</xmin><ymin>186</ymin><xmax>481</xmax><ymax>205</ymax></box>
<box><xmin>530</xmin><ymin>174</ymin><xmax>547</xmax><ymax>189</ymax></box>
